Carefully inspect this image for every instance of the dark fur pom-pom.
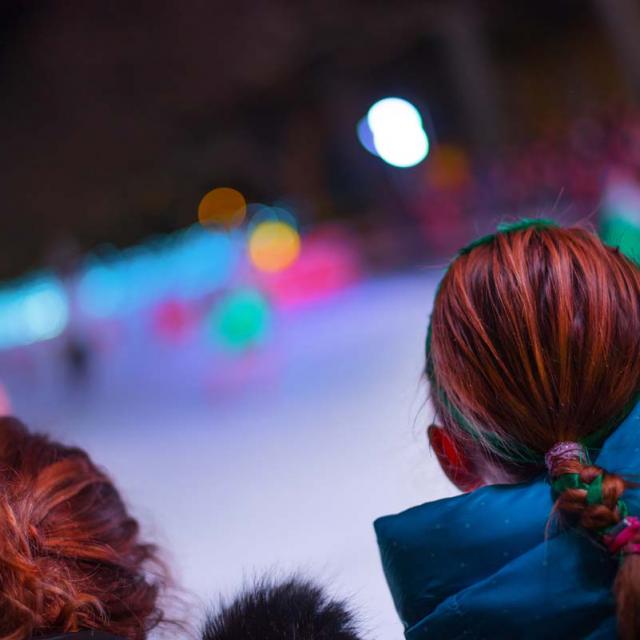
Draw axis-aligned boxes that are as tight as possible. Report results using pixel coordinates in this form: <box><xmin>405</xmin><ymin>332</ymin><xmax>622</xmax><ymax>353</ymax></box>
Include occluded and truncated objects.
<box><xmin>202</xmin><ymin>576</ymin><xmax>364</xmax><ymax>640</ymax></box>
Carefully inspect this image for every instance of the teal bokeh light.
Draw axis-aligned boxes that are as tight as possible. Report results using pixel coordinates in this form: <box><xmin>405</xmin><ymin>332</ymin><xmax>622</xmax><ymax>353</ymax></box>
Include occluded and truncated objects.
<box><xmin>211</xmin><ymin>289</ymin><xmax>271</xmax><ymax>350</ymax></box>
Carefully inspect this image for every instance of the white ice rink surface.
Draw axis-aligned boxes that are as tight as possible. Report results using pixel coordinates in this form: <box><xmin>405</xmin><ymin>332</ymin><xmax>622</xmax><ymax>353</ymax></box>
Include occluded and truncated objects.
<box><xmin>1</xmin><ymin>271</ymin><xmax>458</xmax><ymax>639</ymax></box>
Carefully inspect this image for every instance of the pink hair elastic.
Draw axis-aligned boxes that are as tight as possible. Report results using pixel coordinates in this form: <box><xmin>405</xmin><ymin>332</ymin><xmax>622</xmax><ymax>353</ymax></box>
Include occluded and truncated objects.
<box><xmin>603</xmin><ymin>517</ymin><xmax>640</xmax><ymax>554</ymax></box>
<box><xmin>544</xmin><ymin>441</ymin><xmax>587</xmax><ymax>475</ymax></box>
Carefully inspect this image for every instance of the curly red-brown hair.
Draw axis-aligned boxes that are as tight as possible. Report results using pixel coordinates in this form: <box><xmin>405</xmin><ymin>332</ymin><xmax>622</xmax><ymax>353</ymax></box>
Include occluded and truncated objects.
<box><xmin>0</xmin><ymin>416</ymin><xmax>167</xmax><ymax>639</ymax></box>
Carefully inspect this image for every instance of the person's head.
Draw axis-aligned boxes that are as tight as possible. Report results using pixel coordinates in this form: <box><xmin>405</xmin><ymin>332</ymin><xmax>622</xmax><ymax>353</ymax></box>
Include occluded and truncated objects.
<box><xmin>425</xmin><ymin>220</ymin><xmax>640</xmax><ymax>638</ymax></box>
<box><xmin>0</xmin><ymin>417</ymin><xmax>167</xmax><ymax>639</ymax></box>
<box><xmin>202</xmin><ymin>576</ymin><xmax>363</xmax><ymax>640</ymax></box>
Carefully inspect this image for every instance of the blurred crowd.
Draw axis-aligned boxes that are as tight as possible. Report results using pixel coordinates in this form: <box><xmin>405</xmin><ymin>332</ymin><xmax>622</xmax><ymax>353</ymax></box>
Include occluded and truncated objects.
<box><xmin>412</xmin><ymin>104</ymin><xmax>640</xmax><ymax>257</ymax></box>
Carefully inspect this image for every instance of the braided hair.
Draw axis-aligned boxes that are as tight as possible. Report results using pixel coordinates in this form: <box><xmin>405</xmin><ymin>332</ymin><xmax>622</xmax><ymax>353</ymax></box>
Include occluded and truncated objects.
<box><xmin>547</xmin><ymin>444</ymin><xmax>640</xmax><ymax>640</ymax></box>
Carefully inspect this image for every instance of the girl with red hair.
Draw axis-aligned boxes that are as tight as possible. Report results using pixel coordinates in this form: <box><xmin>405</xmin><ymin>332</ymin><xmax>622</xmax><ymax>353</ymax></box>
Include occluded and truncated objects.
<box><xmin>0</xmin><ymin>417</ymin><xmax>169</xmax><ymax>639</ymax></box>
<box><xmin>375</xmin><ymin>220</ymin><xmax>640</xmax><ymax>639</ymax></box>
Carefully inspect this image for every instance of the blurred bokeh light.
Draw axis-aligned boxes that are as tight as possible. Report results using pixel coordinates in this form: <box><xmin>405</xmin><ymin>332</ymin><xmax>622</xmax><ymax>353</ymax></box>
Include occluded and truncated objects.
<box><xmin>198</xmin><ymin>187</ymin><xmax>247</xmax><ymax>229</ymax></box>
<box><xmin>247</xmin><ymin>204</ymin><xmax>299</xmax><ymax>233</ymax></box>
<box><xmin>425</xmin><ymin>144</ymin><xmax>471</xmax><ymax>190</ymax></box>
<box><xmin>356</xmin><ymin>117</ymin><xmax>378</xmax><ymax>157</ymax></box>
<box><xmin>248</xmin><ymin>220</ymin><xmax>301</xmax><ymax>273</ymax></box>
<box><xmin>77</xmin><ymin>226</ymin><xmax>239</xmax><ymax>318</ymax></box>
<box><xmin>363</xmin><ymin>97</ymin><xmax>429</xmax><ymax>168</ymax></box>
<box><xmin>151</xmin><ymin>299</ymin><xmax>196</xmax><ymax>343</ymax></box>
<box><xmin>0</xmin><ymin>275</ymin><xmax>69</xmax><ymax>348</ymax></box>
<box><xmin>77</xmin><ymin>262</ymin><xmax>126</xmax><ymax>318</ymax></box>
<box><xmin>211</xmin><ymin>289</ymin><xmax>271</xmax><ymax>350</ymax></box>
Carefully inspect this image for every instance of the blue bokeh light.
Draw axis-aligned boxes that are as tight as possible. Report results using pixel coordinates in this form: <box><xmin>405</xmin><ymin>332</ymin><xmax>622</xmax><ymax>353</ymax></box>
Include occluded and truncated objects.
<box><xmin>356</xmin><ymin>117</ymin><xmax>378</xmax><ymax>157</ymax></box>
<box><xmin>0</xmin><ymin>274</ymin><xmax>69</xmax><ymax>348</ymax></box>
<box><xmin>77</xmin><ymin>225</ymin><xmax>239</xmax><ymax>318</ymax></box>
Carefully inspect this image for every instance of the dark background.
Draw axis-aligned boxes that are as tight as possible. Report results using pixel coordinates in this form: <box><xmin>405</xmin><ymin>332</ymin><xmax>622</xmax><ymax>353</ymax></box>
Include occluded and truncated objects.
<box><xmin>1</xmin><ymin>0</ymin><xmax>638</xmax><ymax>278</ymax></box>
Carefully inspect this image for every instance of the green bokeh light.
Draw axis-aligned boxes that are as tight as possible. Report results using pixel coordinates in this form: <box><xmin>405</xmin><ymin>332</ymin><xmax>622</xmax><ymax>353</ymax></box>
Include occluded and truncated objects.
<box><xmin>211</xmin><ymin>289</ymin><xmax>271</xmax><ymax>350</ymax></box>
<box><xmin>600</xmin><ymin>217</ymin><xmax>640</xmax><ymax>265</ymax></box>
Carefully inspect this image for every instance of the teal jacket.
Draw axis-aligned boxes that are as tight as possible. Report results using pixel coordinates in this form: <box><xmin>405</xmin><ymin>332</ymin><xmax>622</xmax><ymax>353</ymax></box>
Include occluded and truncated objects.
<box><xmin>374</xmin><ymin>403</ymin><xmax>640</xmax><ymax>639</ymax></box>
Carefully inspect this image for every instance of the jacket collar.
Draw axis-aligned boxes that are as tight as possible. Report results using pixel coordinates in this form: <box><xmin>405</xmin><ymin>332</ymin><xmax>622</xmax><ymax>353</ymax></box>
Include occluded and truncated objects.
<box><xmin>374</xmin><ymin>401</ymin><xmax>640</xmax><ymax>635</ymax></box>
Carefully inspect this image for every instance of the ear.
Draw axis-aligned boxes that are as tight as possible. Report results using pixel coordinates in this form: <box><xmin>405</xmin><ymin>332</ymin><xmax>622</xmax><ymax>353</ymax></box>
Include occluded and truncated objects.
<box><xmin>428</xmin><ymin>425</ymin><xmax>483</xmax><ymax>492</ymax></box>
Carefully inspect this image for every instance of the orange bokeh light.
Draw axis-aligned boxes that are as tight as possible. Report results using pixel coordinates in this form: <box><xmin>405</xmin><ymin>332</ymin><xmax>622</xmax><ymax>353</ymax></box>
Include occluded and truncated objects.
<box><xmin>198</xmin><ymin>187</ymin><xmax>246</xmax><ymax>229</ymax></box>
<box><xmin>248</xmin><ymin>221</ymin><xmax>301</xmax><ymax>273</ymax></box>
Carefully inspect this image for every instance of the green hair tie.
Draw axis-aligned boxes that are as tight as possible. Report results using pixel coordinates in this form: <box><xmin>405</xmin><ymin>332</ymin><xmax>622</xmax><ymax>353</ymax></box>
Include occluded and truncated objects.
<box><xmin>551</xmin><ymin>467</ymin><xmax>633</xmax><ymax>558</ymax></box>
<box><xmin>551</xmin><ymin>472</ymin><xmax>604</xmax><ymax>505</ymax></box>
<box><xmin>587</xmin><ymin>473</ymin><xmax>604</xmax><ymax>505</ymax></box>
<box><xmin>552</xmin><ymin>470</ymin><xmax>632</xmax><ymax>556</ymax></box>
<box><xmin>457</xmin><ymin>217</ymin><xmax>558</xmax><ymax>256</ymax></box>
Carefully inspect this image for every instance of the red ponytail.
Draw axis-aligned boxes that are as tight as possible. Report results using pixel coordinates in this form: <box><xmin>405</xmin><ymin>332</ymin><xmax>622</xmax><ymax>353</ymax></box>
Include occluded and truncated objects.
<box><xmin>427</xmin><ymin>224</ymin><xmax>640</xmax><ymax>637</ymax></box>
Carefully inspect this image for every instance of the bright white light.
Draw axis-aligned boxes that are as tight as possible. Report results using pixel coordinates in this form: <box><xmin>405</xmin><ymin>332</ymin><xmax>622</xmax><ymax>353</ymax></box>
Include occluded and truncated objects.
<box><xmin>373</xmin><ymin>127</ymin><xmax>429</xmax><ymax>168</ymax></box>
<box><xmin>363</xmin><ymin>97</ymin><xmax>430</xmax><ymax>168</ymax></box>
<box><xmin>367</xmin><ymin>97</ymin><xmax>423</xmax><ymax>132</ymax></box>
